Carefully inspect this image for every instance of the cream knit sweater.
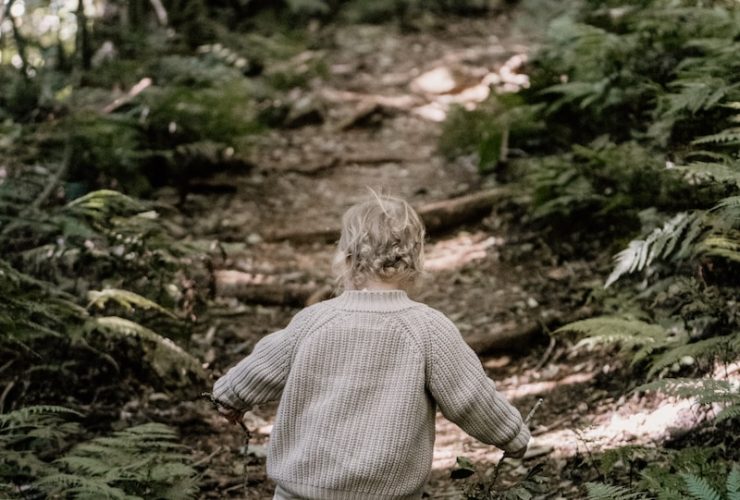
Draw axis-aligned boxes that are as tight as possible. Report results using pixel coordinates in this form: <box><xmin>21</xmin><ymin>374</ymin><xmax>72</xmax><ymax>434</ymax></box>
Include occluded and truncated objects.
<box><xmin>213</xmin><ymin>290</ymin><xmax>530</xmax><ymax>500</ymax></box>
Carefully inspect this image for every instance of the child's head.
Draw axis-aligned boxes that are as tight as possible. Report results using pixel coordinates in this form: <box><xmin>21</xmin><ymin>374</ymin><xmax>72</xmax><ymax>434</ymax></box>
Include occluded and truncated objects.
<box><xmin>334</xmin><ymin>193</ymin><xmax>425</xmax><ymax>291</ymax></box>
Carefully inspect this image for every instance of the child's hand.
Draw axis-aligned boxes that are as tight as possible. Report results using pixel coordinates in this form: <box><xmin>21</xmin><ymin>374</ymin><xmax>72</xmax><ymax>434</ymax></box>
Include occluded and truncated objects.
<box><xmin>217</xmin><ymin>405</ymin><xmax>244</xmax><ymax>425</ymax></box>
<box><xmin>506</xmin><ymin>444</ymin><xmax>528</xmax><ymax>459</ymax></box>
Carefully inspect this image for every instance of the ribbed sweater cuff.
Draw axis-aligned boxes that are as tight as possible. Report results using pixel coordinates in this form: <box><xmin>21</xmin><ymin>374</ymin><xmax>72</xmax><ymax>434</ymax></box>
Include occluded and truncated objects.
<box><xmin>501</xmin><ymin>423</ymin><xmax>531</xmax><ymax>455</ymax></box>
<box><xmin>274</xmin><ymin>481</ymin><xmax>423</xmax><ymax>500</ymax></box>
<box><xmin>212</xmin><ymin>376</ymin><xmax>249</xmax><ymax>411</ymax></box>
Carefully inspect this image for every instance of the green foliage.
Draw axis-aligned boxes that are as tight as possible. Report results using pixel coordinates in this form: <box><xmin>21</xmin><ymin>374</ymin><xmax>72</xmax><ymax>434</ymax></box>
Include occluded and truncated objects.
<box><xmin>588</xmin><ymin>463</ymin><xmax>740</xmax><ymax>500</ymax></box>
<box><xmin>0</xmin><ymin>185</ymin><xmax>205</xmax><ymax>406</ymax></box>
<box><xmin>586</xmin><ymin>482</ymin><xmax>644</xmax><ymax>500</ymax></box>
<box><xmin>449</xmin><ymin>6</ymin><xmax>740</xmax><ymax>460</ymax></box>
<box><xmin>604</xmin><ymin>191</ymin><xmax>740</xmax><ymax>294</ymax></box>
<box><xmin>556</xmin><ymin>312</ymin><xmax>739</xmax><ymax>377</ymax></box>
<box><xmin>450</xmin><ymin>457</ymin><xmax>547</xmax><ymax>499</ymax></box>
<box><xmin>141</xmin><ymin>81</ymin><xmax>259</xmax><ymax>148</ymax></box>
<box><xmin>527</xmin><ymin>140</ymin><xmax>684</xmax><ymax>223</ymax></box>
<box><xmin>90</xmin><ymin>316</ymin><xmax>206</xmax><ymax>380</ymax></box>
<box><xmin>63</xmin><ymin>112</ymin><xmax>149</xmax><ymax>194</ymax></box>
<box><xmin>555</xmin><ymin>317</ymin><xmax>666</xmax><ymax>349</ymax></box>
<box><xmin>0</xmin><ymin>406</ymin><xmax>198</xmax><ymax>499</ymax></box>
<box><xmin>440</xmin><ymin>94</ymin><xmax>545</xmax><ymax>172</ymax></box>
<box><xmin>682</xmin><ymin>473</ymin><xmax>724</xmax><ymax>500</ymax></box>
<box><xmin>638</xmin><ymin>378</ymin><xmax>740</xmax><ymax>423</ymax></box>
<box><xmin>605</xmin><ymin>212</ymin><xmax>705</xmax><ymax>287</ymax></box>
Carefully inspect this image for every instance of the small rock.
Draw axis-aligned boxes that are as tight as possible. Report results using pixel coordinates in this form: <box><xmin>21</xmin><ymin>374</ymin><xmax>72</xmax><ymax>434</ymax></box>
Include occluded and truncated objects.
<box><xmin>247</xmin><ymin>233</ymin><xmax>262</xmax><ymax>245</ymax></box>
<box><xmin>546</xmin><ymin>267</ymin><xmax>570</xmax><ymax>281</ymax></box>
<box><xmin>284</xmin><ymin>95</ymin><xmax>325</xmax><ymax>128</ymax></box>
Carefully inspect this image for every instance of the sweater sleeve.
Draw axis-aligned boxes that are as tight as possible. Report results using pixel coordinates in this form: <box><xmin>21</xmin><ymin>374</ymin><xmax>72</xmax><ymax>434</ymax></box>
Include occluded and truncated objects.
<box><xmin>425</xmin><ymin>310</ymin><xmax>530</xmax><ymax>455</ymax></box>
<box><xmin>212</xmin><ymin>309</ymin><xmax>307</xmax><ymax>411</ymax></box>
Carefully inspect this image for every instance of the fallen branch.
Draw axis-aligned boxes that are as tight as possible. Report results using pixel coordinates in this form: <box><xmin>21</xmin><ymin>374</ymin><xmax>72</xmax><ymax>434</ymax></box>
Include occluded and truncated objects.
<box><xmin>102</xmin><ymin>77</ymin><xmax>152</xmax><ymax>114</ymax></box>
<box><xmin>465</xmin><ymin>307</ymin><xmax>594</xmax><ymax>355</ymax></box>
<box><xmin>277</xmin><ymin>153</ymin><xmax>428</xmax><ymax>176</ymax></box>
<box><xmin>214</xmin><ymin>270</ymin><xmax>317</xmax><ymax>306</ymax></box>
<box><xmin>416</xmin><ymin>187</ymin><xmax>511</xmax><ymax>233</ymax></box>
<box><xmin>266</xmin><ymin>187</ymin><xmax>512</xmax><ymax>243</ymax></box>
<box><xmin>320</xmin><ymin>88</ymin><xmax>423</xmax><ymax>111</ymax></box>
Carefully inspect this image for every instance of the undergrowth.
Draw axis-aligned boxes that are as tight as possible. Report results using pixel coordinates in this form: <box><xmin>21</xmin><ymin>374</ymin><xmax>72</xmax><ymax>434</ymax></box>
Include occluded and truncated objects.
<box><xmin>441</xmin><ymin>0</ymin><xmax>739</xmax><ymax>493</ymax></box>
<box><xmin>0</xmin><ymin>406</ymin><xmax>198</xmax><ymax>499</ymax></box>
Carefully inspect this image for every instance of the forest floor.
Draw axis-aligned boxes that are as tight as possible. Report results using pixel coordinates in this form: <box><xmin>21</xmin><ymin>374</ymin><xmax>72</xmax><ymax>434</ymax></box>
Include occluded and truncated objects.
<box><xmin>146</xmin><ymin>10</ymin><xmax>725</xmax><ymax>499</ymax></box>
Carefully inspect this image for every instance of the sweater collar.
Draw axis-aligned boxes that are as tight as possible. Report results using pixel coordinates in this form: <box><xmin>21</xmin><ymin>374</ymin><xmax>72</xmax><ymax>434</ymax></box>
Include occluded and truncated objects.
<box><xmin>334</xmin><ymin>289</ymin><xmax>416</xmax><ymax>312</ymax></box>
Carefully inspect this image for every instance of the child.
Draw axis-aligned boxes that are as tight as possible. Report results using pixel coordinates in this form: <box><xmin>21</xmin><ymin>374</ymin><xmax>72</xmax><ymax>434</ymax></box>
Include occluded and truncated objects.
<box><xmin>213</xmin><ymin>194</ymin><xmax>530</xmax><ymax>500</ymax></box>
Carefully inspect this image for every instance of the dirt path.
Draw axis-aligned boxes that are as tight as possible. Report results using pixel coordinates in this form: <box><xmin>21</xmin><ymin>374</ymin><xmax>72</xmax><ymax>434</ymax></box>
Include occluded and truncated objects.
<box><xmin>166</xmin><ymin>12</ymin><xmax>712</xmax><ymax>499</ymax></box>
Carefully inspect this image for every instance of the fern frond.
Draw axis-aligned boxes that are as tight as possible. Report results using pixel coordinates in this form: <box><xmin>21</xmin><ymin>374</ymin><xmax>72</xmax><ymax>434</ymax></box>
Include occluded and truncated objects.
<box><xmin>692</xmin><ymin>128</ymin><xmax>740</xmax><ymax>146</ymax></box>
<box><xmin>586</xmin><ymin>482</ymin><xmax>643</xmax><ymax>499</ymax></box>
<box><xmin>89</xmin><ymin>317</ymin><xmax>205</xmax><ymax>379</ymax></box>
<box><xmin>713</xmin><ymin>195</ymin><xmax>740</xmax><ymax>214</ymax></box>
<box><xmin>676</xmin><ymin>162</ymin><xmax>740</xmax><ymax>186</ymax></box>
<box><xmin>605</xmin><ymin>213</ymin><xmax>704</xmax><ymax>287</ymax></box>
<box><xmin>52</xmin><ymin>422</ymin><xmax>198</xmax><ymax>499</ymax></box>
<box><xmin>727</xmin><ymin>464</ymin><xmax>740</xmax><ymax>500</ymax></box>
<box><xmin>716</xmin><ymin>404</ymin><xmax>740</xmax><ymax>423</ymax></box>
<box><xmin>556</xmin><ymin>317</ymin><xmax>667</xmax><ymax>349</ymax></box>
<box><xmin>87</xmin><ymin>289</ymin><xmax>177</xmax><ymax>319</ymax></box>
<box><xmin>647</xmin><ymin>335</ymin><xmax>740</xmax><ymax>378</ymax></box>
<box><xmin>35</xmin><ymin>473</ymin><xmax>129</xmax><ymax>499</ymax></box>
<box><xmin>0</xmin><ymin>406</ymin><xmax>82</xmax><ymax>426</ymax></box>
<box><xmin>64</xmin><ymin>190</ymin><xmax>148</xmax><ymax>219</ymax></box>
<box><xmin>698</xmin><ymin>235</ymin><xmax>740</xmax><ymax>263</ymax></box>
<box><xmin>636</xmin><ymin>378</ymin><xmax>739</xmax><ymax>405</ymax></box>
<box><xmin>680</xmin><ymin>473</ymin><xmax>723</xmax><ymax>500</ymax></box>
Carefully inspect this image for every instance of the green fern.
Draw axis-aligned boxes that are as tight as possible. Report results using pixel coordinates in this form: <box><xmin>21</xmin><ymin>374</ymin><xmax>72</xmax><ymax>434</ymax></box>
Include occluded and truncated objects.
<box><xmin>87</xmin><ymin>288</ymin><xmax>177</xmax><ymax>319</ymax></box>
<box><xmin>646</xmin><ymin>334</ymin><xmax>740</xmax><ymax>378</ymax></box>
<box><xmin>586</xmin><ymin>482</ymin><xmax>644</xmax><ymax>500</ymax></box>
<box><xmin>637</xmin><ymin>378</ymin><xmax>740</xmax><ymax>406</ymax></box>
<box><xmin>1</xmin><ymin>406</ymin><xmax>199</xmax><ymax>499</ymax></box>
<box><xmin>716</xmin><ymin>404</ymin><xmax>740</xmax><ymax>423</ymax></box>
<box><xmin>555</xmin><ymin>316</ymin><xmax>667</xmax><ymax>348</ymax></box>
<box><xmin>89</xmin><ymin>316</ymin><xmax>205</xmax><ymax>380</ymax></box>
<box><xmin>681</xmin><ymin>473</ymin><xmax>723</xmax><ymax>500</ymax></box>
<box><xmin>606</xmin><ymin>213</ymin><xmax>705</xmax><ymax>287</ymax></box>
<box><xmin>693</xmin><ymin>128</ymin><xmax>740</xmax><ymax>146</ymax></box>
<box><xmin>728</xmin><ymin>465</ymin><xmax>740</xmax><ymax>500</ymax></box>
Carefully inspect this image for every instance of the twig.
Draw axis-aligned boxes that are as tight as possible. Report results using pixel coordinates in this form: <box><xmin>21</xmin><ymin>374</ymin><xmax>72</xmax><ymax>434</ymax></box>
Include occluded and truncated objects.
<box><xmin>148</xmin><ymin>0</ymin><xmax>168</xmax><ymax>25</ymax></box>
<box><xmin>534</xmin><ymin>336</ymin><xmax>557</xmax><ymax>371</ymax></box>
<box><xmin>193</xmin><ymin>446</ymin><xmax>224</xmax><ymax>468</ymax></box>
<box><xmin>0</xmin><ymin>358</ymin><xmax>15</xmax><ymax>376</ymax></box>
<box><xmin>202</xmin><ymin>392</ymin><xmax>252</xmax><ymax>495</ymax></box>
<box><xmin>102</xmin><ymin>77</ymin><xmax>152</xmax><ymax>114</ymax></box>
<box><xmin>0</xmin><ymin>380</ymin><xmax>16</xmax><ymax>413</ymax></box>
<box><xmin>488</xmin><ymin>398</ymin><xmax>544</xmax><ymax>496</ymax></box>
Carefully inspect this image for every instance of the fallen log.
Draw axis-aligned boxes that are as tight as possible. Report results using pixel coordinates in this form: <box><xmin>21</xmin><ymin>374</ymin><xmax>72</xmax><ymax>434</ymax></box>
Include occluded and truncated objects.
<box><xmin>266</xmin><ymin>187</ymin><xmax>512</xmax><ymax>243</ymax></box>
<box><xmin>465</xmin><ymin>307</ymin><xmax>595</xmax><ymax>355</ymax></box>
<box><xmin>214</xmin><ymin>270</ymin><xmax>317</xmax><ymax>307</ymax></box>
<box><xmin>416</xmin><ymin>187</ymin><xmax>511</xmax><ymax>233</ymax></box>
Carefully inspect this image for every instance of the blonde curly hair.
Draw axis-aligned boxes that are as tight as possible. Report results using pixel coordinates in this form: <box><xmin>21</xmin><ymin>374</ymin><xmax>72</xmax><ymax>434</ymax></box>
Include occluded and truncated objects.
<box><xmin>333</xmin><ymin>194</ymin><xmax>425</xmax><ymax>290</ymax></box>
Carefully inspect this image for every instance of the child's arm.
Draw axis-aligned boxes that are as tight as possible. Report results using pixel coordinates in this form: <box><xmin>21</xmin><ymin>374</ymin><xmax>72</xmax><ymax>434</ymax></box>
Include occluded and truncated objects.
<box><xmin>425</xmin><ymin>312</ymin><xmax>530</xmax><ymax>456</ymax></box>
<box><xmin>212</xmin><ymin>311</ymin><xmax>305</xmax><ymax>412</ymax></box>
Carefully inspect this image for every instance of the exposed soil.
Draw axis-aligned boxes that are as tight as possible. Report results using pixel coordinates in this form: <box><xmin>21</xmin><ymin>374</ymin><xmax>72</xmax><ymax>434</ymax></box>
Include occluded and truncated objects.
<box><xmin>147</xmin><ymin>11</ymin><xmax>727</xmax><ymax>499</ymax></box>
